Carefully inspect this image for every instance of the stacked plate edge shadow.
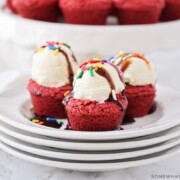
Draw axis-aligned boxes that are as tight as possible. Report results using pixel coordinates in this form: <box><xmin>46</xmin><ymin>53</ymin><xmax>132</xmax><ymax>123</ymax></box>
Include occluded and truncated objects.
<box><xmin>0</xmin><ymin>74</ymin><xmax>180</xmax><ymax>171</ymax></box>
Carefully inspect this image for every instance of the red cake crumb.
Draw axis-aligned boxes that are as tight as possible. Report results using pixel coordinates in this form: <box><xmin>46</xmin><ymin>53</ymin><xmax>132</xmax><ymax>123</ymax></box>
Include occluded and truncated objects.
<box><xmin>28</xmin><ymin>79</ymin><xmax>72</xmax><ymax>118</ymax></box>
<box><xmin>65</xmin><ymin>93</ymin><xmax>127</xmax><ymax>131</ymax></box>
<box><xmin>125</xmin><ymin>84</ymin><xmax>156</xmax><ymax>117</ymax></box>
<box><xmin>59</xmin><ymin>0</ymin><xmax>113</xmax><ymax>25</ymax></box>
<box><xmin>113</xmin><ymin>0</ymin><xmax>165</xmax><ymax>24</ymax></box>
<box><xmin>161</xmin><ymin>0</ymin><xmax>180</xmax><ymax>21</ymax></box>
<box><xmin>12</xmin><ymin>0</ymin><xmax>59</xmax><ymax>22</ymax></box>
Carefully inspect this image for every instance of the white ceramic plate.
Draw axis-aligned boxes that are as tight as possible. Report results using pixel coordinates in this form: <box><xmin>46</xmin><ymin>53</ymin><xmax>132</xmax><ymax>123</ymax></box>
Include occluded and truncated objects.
<box><xmin>1</xmin><ymin>130</ymin><xmax>180</xmax><ymax>161</ymax></box>
<box><xmin>1</xmin><ymin>141</ymin><xmax>180</xmax><ymax>172</ymax></box>
<box><xmin>1</xmin><ymin>120</ymin><xmax>180</xmax><ymax>151</ymax></box>
<box><xmin>0</xmin><ymin>74</ymin><xmax>180</xmax><ymax>140</ymax></box>
<box><xmin>0</xmin><ymin>10</ymin><xmax>180</xmax><ymax>62</ymax></box>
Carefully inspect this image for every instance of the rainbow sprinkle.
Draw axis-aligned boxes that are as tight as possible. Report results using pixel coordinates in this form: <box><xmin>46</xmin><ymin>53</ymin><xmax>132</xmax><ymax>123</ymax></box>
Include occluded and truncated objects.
<box><xmin>35</xmin><ymin>41</ymin><xmax>72</xmax><ymax>56</ymax></box>
<box><xmin>77</xmin><ymin>58</ymin><xmax>112</xmax><ymax>79</ymax></box>
<box><xmin>89</xmin><ymin>66</ymin><xmax>94</xmax><ymax>76</ymax></box>
<box><xmin>77</xmin><ymin>70</ymin><xmax>84</xmax><ymax>79</ymax></box>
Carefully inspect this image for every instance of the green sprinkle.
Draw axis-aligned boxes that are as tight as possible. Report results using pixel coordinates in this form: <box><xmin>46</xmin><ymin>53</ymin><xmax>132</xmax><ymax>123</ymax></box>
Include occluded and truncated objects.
<box><xmin>29</xmin><ymin>118</ymin><xmax>34</xmax><ymax>121</ymax></box>
<box><xmin>56</xmin><ymin>120</ymin><xmax>63</xmax><ymax>125</ymax></box>
<box><xmin>77</xmin><ymin>70</ymin><xmax>83</xmax><ymax>78</ymax></box>
<box><xmin>64</xmin><ymin>43</ymin><xmax>71</xmax><ymax>49</ymax></box>
<box><xmin>89</xmin><ymin>66</ymin><xmax>94</xmax><ymax>77</ymax></box>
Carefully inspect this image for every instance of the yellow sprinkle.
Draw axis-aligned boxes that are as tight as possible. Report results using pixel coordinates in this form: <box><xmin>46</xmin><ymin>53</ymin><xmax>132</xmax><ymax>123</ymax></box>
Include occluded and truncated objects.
<box><xmin>32</xmin><ymin>119</ymin><xmax>39</xmax><ymax>123</ymax></box>
<box><xmin>64</xmin><ymin>90</ymin><xmax>70</xmax><ymax>97</ymax></box>
<box><xmin>53</xmin><ymin>49</ymin><xmax>59</xmax><ymax>56</ymax></box>
<box><xmin>36</xmin><ymin>48</ymin><xmax>44</xmax><ymax>53</ymax></box>
<box><xmin>119</xmin><ymin>51</ymin><xmax>126</xmax><ymax>57</ymax></box>
<box><xmin>96</xmin><ymin>63</ymin><xmax>102</xmax><ymax>68</ymax></box>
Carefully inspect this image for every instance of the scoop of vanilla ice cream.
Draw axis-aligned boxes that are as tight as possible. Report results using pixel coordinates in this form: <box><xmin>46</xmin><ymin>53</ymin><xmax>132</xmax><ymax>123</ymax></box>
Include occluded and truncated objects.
<box><xmin>73</xmin><ymin>61</ymin><xmax>125</xmax><ymax>102</ymax></box>
<box><xmin>31</xmin><ymin>43</ymin><xmax>78</xmax><ymax>88</ymax></box>
<box><xmin>119</xmin><ymin>57</ymin><xmax>156</xmax><ymax>86</ymax></box>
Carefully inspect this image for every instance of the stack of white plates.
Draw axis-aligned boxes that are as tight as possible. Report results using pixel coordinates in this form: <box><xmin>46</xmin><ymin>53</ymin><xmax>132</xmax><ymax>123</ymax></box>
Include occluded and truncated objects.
<box><xmin>0</xmin><ymin>73</ymin><xmax>180</xmax><ymax>172</ymax></box>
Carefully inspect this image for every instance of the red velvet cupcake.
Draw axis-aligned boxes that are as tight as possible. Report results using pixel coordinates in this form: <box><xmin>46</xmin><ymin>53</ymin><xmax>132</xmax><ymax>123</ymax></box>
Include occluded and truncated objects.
<box><xmin>161</xmin><ymin>0</ymin><xmax>180</xmax><ymax>21</ymax></box>
<box><xmin>64</xmin><ymin>58</ymin><xmax>127</xmax><ymax>131</ymax></box>
<box><xmin>59</xmin><ymin>0</ymin><xmax>113</xmax><ymax>25</ymax></box>
<box><xmin>113</xmin><ymin>52</ymin><xmax>156</xmax><ymax>117</ymax></box>
<box><xmin>28</xmin><ymin>41</ymin><xmax>78</xmax><ymax>119</ymax></box>
<box><xmin>12</xmin><ymin>0</ymin><xmax>59</xmax><ymax>22</ymax></box>
<box><xmin>113</xmin><ymin>0</ymin><xmax>165</xmax><ymax>24</ymax></box>
<box><xmin>7</xmin><ymin>0</ymin><xmax>17</xmax><ymax>13</ymax></box>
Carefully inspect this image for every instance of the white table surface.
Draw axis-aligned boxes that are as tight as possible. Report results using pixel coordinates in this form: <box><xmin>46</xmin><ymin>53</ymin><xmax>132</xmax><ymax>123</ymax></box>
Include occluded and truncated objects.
<box><xmin>0</xmin><ymin>49</ymin><xmax>180</xmax><ymax>180</ymax></box>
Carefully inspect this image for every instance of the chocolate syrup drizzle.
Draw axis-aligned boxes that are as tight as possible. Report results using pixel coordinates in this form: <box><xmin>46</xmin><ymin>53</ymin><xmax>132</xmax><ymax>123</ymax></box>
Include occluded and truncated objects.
<box><xmin>118</xmin><ymin>60</ymin><xmax>132</xmax><ymax>72</ymax></box>
<box><xmin>58</xmin><ymin>47</ymin><xmax>76</xmax><ymax>84</ymax></box>
<box><xmin>95</xmin><ymin>67</ymin><xmax>126</xmax><ymax>111</ymax></box>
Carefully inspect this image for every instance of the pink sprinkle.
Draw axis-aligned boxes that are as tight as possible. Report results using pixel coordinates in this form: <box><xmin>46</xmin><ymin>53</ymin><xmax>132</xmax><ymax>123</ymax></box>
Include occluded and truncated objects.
<box><xmin>46</xmin><ymin>41</ymin><xmax>55</xmax><ymax>46</ymax></box>
<box><xmin>80</xmin><ymin>65</ymin><xmax>86</xmax><ymax>70</ymax></box>
<box><xmin>108</xmin><ymin>61</ymin><xmax>113</xmax><ymax>65</ymax></box>
<box><xmin>120</xmin><ymin>71</ymin><xmax>124</xmax><ymax>77</ymax></box>
<box><xmin>80</xmin><ymin>62</ymin><xmax>88</xmax><ymax>68</ymax></box>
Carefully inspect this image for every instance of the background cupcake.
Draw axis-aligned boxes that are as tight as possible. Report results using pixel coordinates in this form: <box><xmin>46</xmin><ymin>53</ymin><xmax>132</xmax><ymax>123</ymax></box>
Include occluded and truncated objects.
<box><xmin>161</xmin><ymin>0</ymin><xmax>180</xmax><ymax>21</ymax></box>
<box><xmin>12</xmin><ymin>0</ymin><xmax>59</xmax><ymax>21</ymax></box>
<box><xmin>64</xmin><ymin>58</ymin><xmax>127</xmax><ymax>131</ymax></box>
<box><xmin>28</xmin><ymin>41</ymin><xmax>78</xmax><ymax>119</ymax></box>
<box><xmin>59</xmin><ymin>0</ymin><xmax>113</xmax><ymax>25</ymax></box>
<box><xmin>113</xmin><ymin>52</ymin><xmax>156</xmax><ymax>117</ymax></box>
<box><xmin>113</xmin><ymin>0</ymin><xmax>165</xmax><ymax>24</ymax></box>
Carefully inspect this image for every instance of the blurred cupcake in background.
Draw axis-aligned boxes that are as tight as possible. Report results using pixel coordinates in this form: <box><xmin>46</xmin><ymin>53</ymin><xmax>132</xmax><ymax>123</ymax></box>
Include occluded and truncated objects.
<box><xmin>161</xmin><ymin>0</ymin><xmax>180</xmax><ymax>21</ymax></box>
<box><xmin>28</xmin><ymin>41</ymin><xmax>78</xmax><ymax>119</ymax></box>
<box><xmin>12</xmin><ymin>0</ymin><xmax>59</xmax><ymax>21</ymax></box>
<box><xmin>113</xmin><ymin>0</ymin><xmax>165</xmax><ymax>24</ymax></box>
<box><xmin>112</xmin><ymin>52</ymin><xmax>156</xmax><ymax>117</ymax></box>
<box><xmin>59</xmin><ymin>0</ymin><xmax>113</xmax><ymax>25</ymax></box>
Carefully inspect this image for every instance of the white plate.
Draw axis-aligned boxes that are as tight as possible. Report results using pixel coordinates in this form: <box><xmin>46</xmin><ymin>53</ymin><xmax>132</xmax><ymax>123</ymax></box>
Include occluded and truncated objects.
<box><xmin>0</xmin><ymin>75</ymin><xmax>180</xmax><ymax>140</ymax></box>
<box><xmin>0</xmin><ymin>10</ymin><xmax>180</xmax><ymax>62</ymax></box>
<box><xmin>1</xmin><ymin>142</ymin><xmax>180</xmax><ymax>172</ymax></box>
<box><xmin>1</xmin><ymin>121</ymin><xmax>180</xmax><ymax>151</ymax></box>
<box><xmin>1</xmin><ymin>130</ymin><xmax>180</xmax><ymax>161</ymax></box>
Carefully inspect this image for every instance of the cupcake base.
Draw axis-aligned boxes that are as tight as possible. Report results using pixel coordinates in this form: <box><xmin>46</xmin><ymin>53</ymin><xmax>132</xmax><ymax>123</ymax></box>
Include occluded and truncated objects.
<box><xmin>161</xmin><ymin>2</ymin><xmax>180</xmax><ymax>21</ymax></box>
<box><xmin>65</xmin><ymin>93</ymin><xmax>127</xmax><ymax>131</ymax></box>
<box><xmin>116</xmin><ymin>9</ymin><xmax>162</xmax><ymax>25</ymax></box>
<box><xmin>28</xmin><ymin>79</ymin><xmax>72</xmax><ymax>119</ymax></box>
<box><xmin>12</xmin><ymin>0</ymin><xmax>59</xmax><ymax>22</ymax></box>
<box><xmin>60</xmin><ymin>0</ymin><xmax>112</xmax><ymax>25</ymax></box>
<box><xmin>125</xmin><ymin>84</ymin><xmax>156</xmax><ymax>117</ymax></box>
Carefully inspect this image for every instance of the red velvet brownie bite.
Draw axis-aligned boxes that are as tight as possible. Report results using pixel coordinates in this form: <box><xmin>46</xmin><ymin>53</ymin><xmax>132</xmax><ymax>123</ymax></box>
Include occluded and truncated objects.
<box><xmin>59</xmin><ymin>0</ymin><xmax>113</xmax><ymax>25</ymax></box>
<box><xmin>64</xmin><ymin>58</ymin><xmax>127</xmax><ymax>131</ymax></box>
<box><xmin>28</xmin><ymin>41</ymin><xmax>78</xmax><ymax>119</ymax></box>
<box><xmin>113</xmin><ymin>0</ymin><xmax>165</xmax><ymax>24</ymax></box>
<box><xmin>161</xmin><ymin>0</ymin><xmax>180</xmax><ymax>21</ymax></box>
<box><xmin>112</xmin><ymin>52</ymin><xmax>156</xmax><ymax>117</ymax></box>
<box><xmin>12</xmin><ymin>0</ymin><xmax>59</xmax><ymax>22</ymax></box>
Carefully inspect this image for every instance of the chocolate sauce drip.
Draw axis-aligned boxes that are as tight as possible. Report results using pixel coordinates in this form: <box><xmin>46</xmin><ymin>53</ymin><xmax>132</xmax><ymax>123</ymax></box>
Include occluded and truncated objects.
<box><xmin>122</xmin><ymin>116</ymin><xmax>135</xmax><ymax>125</ymax></box>
<box><xmin>120</xmin><ymin>60</ymin><xmax>132</xmax><ymax>72</ymax></box>
<box><xmin>148</xmin><ymin>102</ymin><xmax>157</xmax><ymax>114</ymax></box>
<box><xmin>72</xmin><ymin>53</ymin><xmax>77</xmax><ymax>62</ymax></box>
<box><xmin>111</xmin><ymin>63</ymin><xmax>124</xmax><ymax>83</ymax></box>
<box><xmin>96</xmin><ymin>67</ymin><xmax>115</xmax><ymax>90</ymax></box>
<box><xmin>108</xmin><ymin>94</ymin><xmax>125</xmax><ymax>111</ymax></box>
<box><xmin>58</xmin><ymin>48</ymin><xmax>74</xmax><ymax>83</ymax></box>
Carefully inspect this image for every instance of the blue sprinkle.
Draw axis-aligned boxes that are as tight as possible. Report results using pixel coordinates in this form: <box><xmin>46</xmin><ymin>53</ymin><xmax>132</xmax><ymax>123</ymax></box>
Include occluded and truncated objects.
<box><xmin>109</xmin><ymin>56</ymin><xmax>114</xmax><ymax>61</ymax></box>
<box><xmin>103</xmin><ymin>59</ymin><xmax>108</xmax><ymax>63</ymax></box>
<box><xmin>48</xmin><ymin>45</ymin><xmax>57</xmax><ymax>51</ymax></box>
<box><xmin>125</xmin><ymin>52</ymin><xmax>131</xmax><ymax>55</ymax></box>
<box><xmin>46</xmin><ymin>117</ymin><xmax>57</xmax><ymax>121</ymax></box>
